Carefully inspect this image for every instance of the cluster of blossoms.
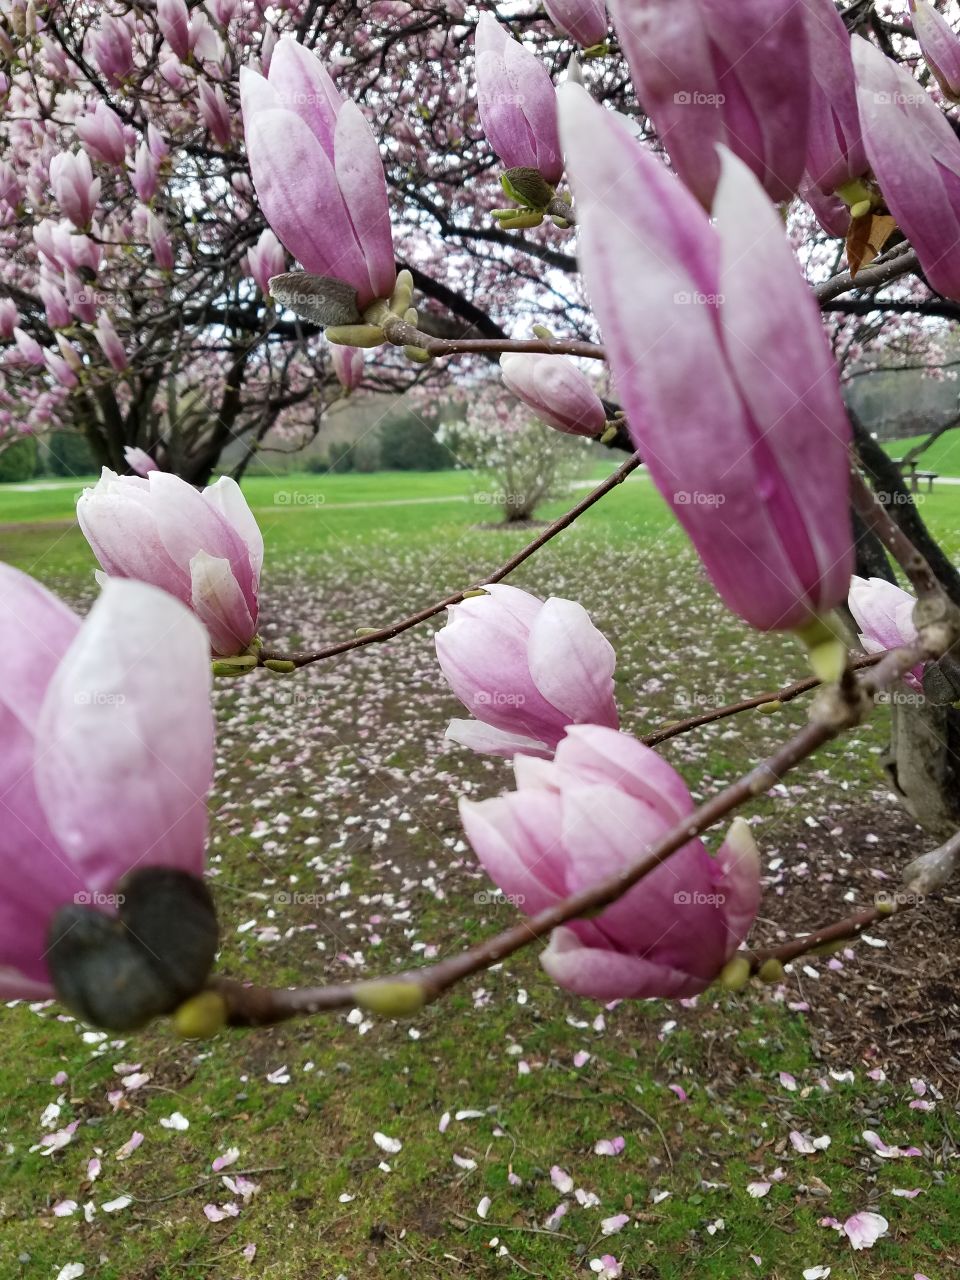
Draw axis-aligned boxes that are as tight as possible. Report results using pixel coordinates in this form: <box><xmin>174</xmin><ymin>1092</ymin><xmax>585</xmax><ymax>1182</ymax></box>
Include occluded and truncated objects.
<box><xmin>1</xmin><ymin>0</ymin><xmax>954</xmax><ymax>1027</ymax></box>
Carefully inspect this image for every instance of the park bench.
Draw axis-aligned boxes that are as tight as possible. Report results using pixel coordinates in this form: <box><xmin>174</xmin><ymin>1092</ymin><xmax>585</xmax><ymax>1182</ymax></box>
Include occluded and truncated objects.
<box><xmin>891</xmin><ymin>458</ymin><xmax>939</xmax><ymax>493</ymax></box>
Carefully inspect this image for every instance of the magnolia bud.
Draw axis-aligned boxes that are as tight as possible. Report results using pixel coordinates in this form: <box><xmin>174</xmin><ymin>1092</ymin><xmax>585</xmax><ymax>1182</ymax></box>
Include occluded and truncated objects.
<box><xmin>389</xmin><ymin>268</ymin><xmax>414</xmax><ymax>316</ymax></box>
<box><xmin>717</xmin><ymin>955</ymin><xmax>752</xmax><ymax>991</ymax></box>
<box><xmin>757</xmin><ymin>958</ymin><xmax>786</xmax><ymax>983</ymax></box>
<box><xmin>355</xmin><ymin>979</ymin><xmax>428</xmax><ymax>1016</ymax></box>
<box><xmin>797</xmin><ymin>614</ymin><xmax>848</xmax><ymax>685</ymax></box>
<box><xmin>325</xmin><ymin>324</ymin><xmax>387</xmax><ymax>348</ymax></box>
<box><xmin>211</xmin><ymin>654</ymin><xmax>259</xmax><ymax>676</ymax></box>
<box><xmin>173</xmin><ymin>990</ymin><xmax>228</xmax><ymax>1038</ymax></box>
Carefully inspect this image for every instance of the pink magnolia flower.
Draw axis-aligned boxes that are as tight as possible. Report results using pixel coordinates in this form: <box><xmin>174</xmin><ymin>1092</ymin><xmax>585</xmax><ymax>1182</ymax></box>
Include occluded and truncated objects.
<box><xmin>910</xmin><ymin>0</ymin><xmax>960</xmax><ymax>101</ymax></box>
<box><xmin>198</xmin><ymin>79</ymin><xmax>232</xmax><ymax>147</ymax></box>
<box><xmin>500</xmin><ymin>352</ymin><xmax>606</xmax><ymax>437</ymax></box>
<box><xmin>131</xmin><ymin>142</ymin><xmax>160</xmax><ymax>203</ymax></box>
<box><xmin>94</xmin><ymin>314</ymin><xmax>129</xmax><ymax>372</ymax></box>
<box><xmin>160</xmin><ymin>54</ymin><xmax>186</xmax><ymax>90</ymax></box>
<box><xmin>65</xmin><ymin>271</ymin><xmax>97</xmax><ymax>324</ymax></box>
<box><xmin>560</xmin><ymin>84</ymin><xmax>853</xmax><ymax>632</ymax></box>
<box><xmin>13</xmin><ymin>327</ymin><xmax>44</xmax><ymax>366</ymax></box>
<box><xmin>148</xmin><ymin>123</ymin><xmax>170</xmax><ymax>161</ymax></box>
<box><xmin>123</xmin><ymin>446</ymin><xmax>158</xmax><ymax>476</ymax></box>
<box><xmin>848</xmin><ymin>575</ymin><xmax>923</xmax><ymax>689</ymax></box>
<box><xmin>542</xmin><ymin>0</ymin><xmax>608</xmax><ymax>48</ymax></box>
<box><xmin>39</xmin><ymin>280</ymin><xmax>72</xmax><ymax>330</ymax></box>
<box><xmin>0</xmin><ymin>158</ymin><xmax>21</xmax><ymax>210</ymax></box>
<box><xmin>49</xmin><ymin>150</ymin><xmax>101</xmax><ymax>229</ymax></box>
<box><xmin>475</xmin><ymin>13</ymin><xmax>563</xmax><ymax>186</ymax></box>
<box><xmin>802</xmin><ymin>0</ymin><xmax>868</xmax><ymax>194</ymax></box>
<box><xmin>0</xmin><ymin>297</ymin><xmax>18</xmax><ymax>339</ymax></box>
<box><xmin>157</xmin><ymin>0</ymin><xmax>191</xmax><ymax>62</ymax></box>
<box><xmin>852</xmin><ymin>36</ymin><xmax>960</xmax><ymax>301</ymax></box>
<box><xmin>435</xmin><ymin>583</ymin><xmax>618</xmax><ymax>757</ymax></box>
<box><xmin>146</xmin><ymin>209</ymin><xmax>175</xmax><ymax>271</ymax></box>
<box><xmin>244</xmin><ymin>228</ymin><xmax>286</xmax><ymax>294</ymax></box>
<box><xmin>330</xmin><ymin>342</ymin><xmax>365</xmax><ymax>391</ymax></box>
<box><xmin>240</xmin><ymin>38</ymin><xmax>396</xmax><ymax>310</ymax></box>
<box><xmin>209</xmin><ymin>0</ymin><xmax>239</xmax><ymax>24</ymax></box>
<box><xmin>43</xmin><ymin>348</ymin><xmax>79</xmax><ymax>389</ymax></box>
<box><xmin>0</xmin><ymin>565</ymin><xmax>213</xmax><ymax>1001</ymax></box>
<box><xmin>605</xmin><ymin>0</ymin><xmax>810</xmax><ymax>206</ymax></box>
<box><xmin>88</xmin><ymin>13</ymin><xmax>135</xmax><ymax>84</ymax></box>
<box><xmin>459</xmin><ymin>725</ymin><xmax>761</xmax><ymax>999</ymax></box>
<box><xmin>75</xmin><ymin>101</ymin><xmax>128</xmax><ymax>166</ymax></box>
<box><xmin>78</xmin><ymin>470</ymin><xmax>264</xmax><ymax>657</ymax></box>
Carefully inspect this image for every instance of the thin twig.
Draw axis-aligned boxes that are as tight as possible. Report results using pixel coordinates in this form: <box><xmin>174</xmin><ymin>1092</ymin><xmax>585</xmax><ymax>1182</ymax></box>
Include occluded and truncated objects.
<box><xmin>641</xmin><ymin>652</ymin><xmax>883</xmax><ymax>748</ymax></box>
<box><xmin>382</xmin><ymin>313</ymin><xmax>604</xmax><ymax>360</ymax></box>
<box><xmin>747</xmin><ymin>905</ymin><xmax>885</xmax><ymax>971</ymax></box>
<box><xmin>259</xmin><ymin>453</ymin><xmax>642</xmax><ymax>668</ymax></box>
<box><xmin>815</xmin><ymin>245</ymin><xmax>920</xmax><ymax>305</ymax></box>
<box><xmin>210</xmin><ymin>630</ymin><xmax>941</xmax><ymax>1028</ymax></box>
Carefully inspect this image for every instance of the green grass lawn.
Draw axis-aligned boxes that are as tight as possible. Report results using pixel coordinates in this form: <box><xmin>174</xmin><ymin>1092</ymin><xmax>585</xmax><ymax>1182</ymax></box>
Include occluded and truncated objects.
<box><xmin>880</xmin><ymin>426</ymin><xmax>960</xmax><ymax>477</ymax></box>
<box><xmin>0</xmin><ymin>457</ymin><xmax>958</xmax><ymax>1278</ymax></box>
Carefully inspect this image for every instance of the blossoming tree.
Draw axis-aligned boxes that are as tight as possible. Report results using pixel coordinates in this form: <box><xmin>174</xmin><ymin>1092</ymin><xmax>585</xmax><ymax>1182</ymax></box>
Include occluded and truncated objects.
<box><xmin>2</xmin><ymin>0</ymin><xmax>960</xmax><ymax>1103</ymax></box>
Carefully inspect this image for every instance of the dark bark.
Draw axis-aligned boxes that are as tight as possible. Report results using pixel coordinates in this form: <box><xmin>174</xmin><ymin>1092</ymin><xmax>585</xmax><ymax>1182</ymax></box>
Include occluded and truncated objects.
<box><xmin>884</xmin><ymin>700</ymin><xmax>960</xmax><ymax>841</ymax></box>
<box><xmin>850</xmin><ymin>408</ymin><xmax>960</xmax><ymax>606</ymax></box>
<box><xmin>852</xmin><ymin>507</ymin><xmax>896</xmax><ymax>583</ymax></box>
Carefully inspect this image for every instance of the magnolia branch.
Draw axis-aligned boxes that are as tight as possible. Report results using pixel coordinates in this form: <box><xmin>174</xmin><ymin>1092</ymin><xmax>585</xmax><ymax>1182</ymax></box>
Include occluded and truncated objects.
<box><xmin>381</xmin><ymin>314</ymin><xmax>605</xmax><ymax>361</ymax></box>
<box><xmin>208</xmin><ymin>631</ymin><xmax>949</xmax><ymax>1030</ymax></box>
<box><xmin>748</xmin><ymin>826</ymin><xmax>960</xmax><ymax>972</ymax></box>
<box><xmin>641</xmin><ymin>651</ymin><xmax>884</xmax><ymax>748</ymax></box>
<box><xmin>814</xmin><ymin>243</ymin><xmax>920</xmax><ymax>304</ymax></box>
<box><xmin>257</xmin><ymin>452</ymin><xmax>642</xmax><ymax>669</ymax></box>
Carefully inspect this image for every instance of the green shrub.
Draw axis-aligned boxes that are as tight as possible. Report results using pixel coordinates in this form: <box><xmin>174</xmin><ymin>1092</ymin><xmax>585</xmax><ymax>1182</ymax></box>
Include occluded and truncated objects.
<box><xmin>378</xmin><ymin>412</ymin><xmax>453</xmax><ymax>471</ymax></box>
<box><xmin>46</xmin><ymin>430</ymin><xmax>97</xmax><ymax>477</ymax></box>
<box><xmin>0</xmin><ymin>434</ymin><xmax>40</xmax><ymax>483</ymax></box>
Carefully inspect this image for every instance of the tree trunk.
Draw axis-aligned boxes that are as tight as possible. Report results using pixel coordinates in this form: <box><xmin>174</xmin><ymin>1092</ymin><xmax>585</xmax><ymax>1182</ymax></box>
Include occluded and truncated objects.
<box><xmin>884</xmin><ymin>700</ymin><xmax>960</xmax><ymax>840</ymax></box>
<box><xmin>848</xmin><ymin>409</ymin><xmax>960</xmax><ymax>836</ymax></box>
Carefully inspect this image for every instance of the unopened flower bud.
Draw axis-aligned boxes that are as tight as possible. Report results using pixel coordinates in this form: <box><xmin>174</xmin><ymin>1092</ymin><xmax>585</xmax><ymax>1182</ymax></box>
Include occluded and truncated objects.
<box><xmin>173</xmin><ymin>990</ymin><xmax>228</xmax><ymax>1038</ymax></box>
<box><xmin>718</xmin><ymin>955</ymin><xmax>752</xmax><ymax>991</ymax></box>
<box><xmin>355</xmin><ymin>979</ymin><xmax>428</xmax><ymax>1016</ymax></box>
<box><xmin>757</xmin><ymin>958</ymin><xmax>786</xmax><ymax>983</ymax></box>
<box><xmin>325</xmin><ymin>324</ymin><xmax>387</xmax><ymax>348</ymax></box>
<box><xmin>797</xmin><ymin>615</ymin><xmax>848</xmax><ymax>685</ymax></box>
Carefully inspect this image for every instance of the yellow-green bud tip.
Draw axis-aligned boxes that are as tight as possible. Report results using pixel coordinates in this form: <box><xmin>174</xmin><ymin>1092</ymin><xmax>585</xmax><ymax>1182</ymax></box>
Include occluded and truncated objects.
<box><xmin>326</xmin><ymin>324</ymin><xmax>386</xmax><ymax>348</ymax></box>
<box><xmin>388</xmin><ymin>269</ymin><xmax>414</xmax><ymax>316</ymax></box>
<box><xmin>757</xmin><ymin>958</ymin><xmax>786</xmax><ymax>984</ymax></box>
<box><xmin>497</xmin><ymin>212</ymin><xmax>544</xmax><ymax>230</ymax></box>
<box><xmin>717</xmin><ymin>955</ymin><xmax>752</xmax><ymax>991</ymax></box>
<box><xmin>263</xmin><ymin>659</ymin><xmax>296</xmax><ymax>674</ymax></box>
<box><xmin>172</xmin><ymin>991</ymin><xmax>228</xmax><ymax>1039</ymax></box>
<box><xmin>757</xmin><ymin>699</ymin><xmax>783</xmax><ymax>714</ymax></box>
<box><xmin>809</xmin><ymin>937</ymin><xmax>848</xmax><ymax>956</ymax></box>
<box><xmin>211</xmin><ymin>654</ymin><xmax>258</xmax><ymax>677</ymax></box>
<box><xmin>403</xmin><ymin>345</ymin><xmax>432</xmax><ymax>364</ymax></box>
<box><xmin>796</xmin><ymin>615</ymin><xmax>847</xmax><ymax>685</ymax></box>
<box><xmin>355</xmin><ymin>979</ymin><xmax>428</xmax><ymax>1017</ymax></box>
